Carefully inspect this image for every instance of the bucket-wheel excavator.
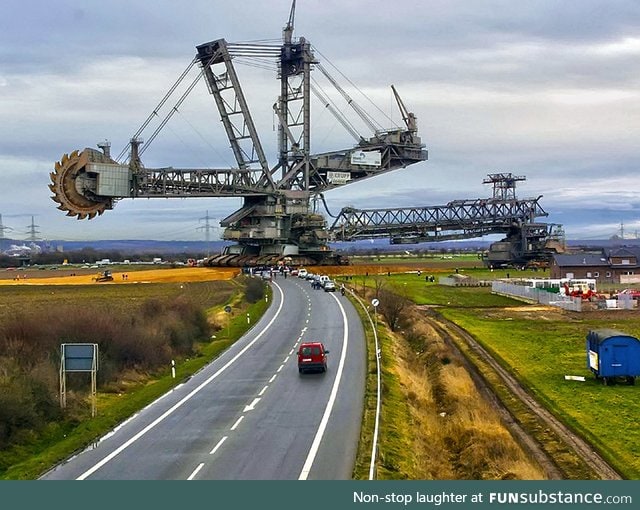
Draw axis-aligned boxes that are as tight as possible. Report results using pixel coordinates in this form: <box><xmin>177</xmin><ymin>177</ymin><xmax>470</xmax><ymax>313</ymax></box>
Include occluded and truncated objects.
<box><xmin>50</xmin><ymin>2</ymin><xmax>561</xmax><ymax>267</ymax></box>
<box><xmin>49</xmin><ymin>1</ymin><xmax>427</xmax><ymax>266</ymax></box>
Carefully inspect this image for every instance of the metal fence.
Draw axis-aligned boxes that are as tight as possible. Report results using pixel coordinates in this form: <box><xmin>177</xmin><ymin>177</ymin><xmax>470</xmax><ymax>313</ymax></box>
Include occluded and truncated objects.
<box><xmin>439</xmin><ymin>276</ymin><xmax>492</xmax><ymax>287</ymax></box>
<box><xmin>492</xmin><ymin>281</ymin><xmax>582</xmax><ymax>312</ymax></box>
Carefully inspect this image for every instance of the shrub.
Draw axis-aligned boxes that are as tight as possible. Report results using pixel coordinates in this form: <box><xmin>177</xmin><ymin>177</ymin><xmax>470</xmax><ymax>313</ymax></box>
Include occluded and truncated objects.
<box><xmin>244</xmin><ymin>277</ymin><xmax>265</xmax><ymax>303</ymax></box>
<box><xmin>0</xmin><ymin>293</ymin><xmax>213</xmax><ymax>454</ymax></box>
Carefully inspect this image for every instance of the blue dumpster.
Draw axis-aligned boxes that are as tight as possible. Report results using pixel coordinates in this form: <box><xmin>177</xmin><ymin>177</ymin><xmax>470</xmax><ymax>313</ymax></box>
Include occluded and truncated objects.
<box><xmin>587</xmin><ymin>329</ymin><xmax>640</xmax><ymax>385</ymax></box>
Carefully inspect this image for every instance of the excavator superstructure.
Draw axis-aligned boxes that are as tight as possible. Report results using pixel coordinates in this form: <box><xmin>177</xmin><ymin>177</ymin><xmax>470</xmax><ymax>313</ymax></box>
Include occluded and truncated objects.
<box><xmin>49</xmin><ymin>2</ymin><xmax>426</xmax><ymax>266</ymax></box>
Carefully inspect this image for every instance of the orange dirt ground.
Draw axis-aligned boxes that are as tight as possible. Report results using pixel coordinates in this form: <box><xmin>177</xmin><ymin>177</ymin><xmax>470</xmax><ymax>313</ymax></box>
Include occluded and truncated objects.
<box><xmin>0</xmin><ymin>261</ymin><xmax>458</xmax><ymax>286</ymax></box>
<box><xmin>0</xmin><ymin>267</ymin><xmax>241</xmax><ymax>285</ymax></box>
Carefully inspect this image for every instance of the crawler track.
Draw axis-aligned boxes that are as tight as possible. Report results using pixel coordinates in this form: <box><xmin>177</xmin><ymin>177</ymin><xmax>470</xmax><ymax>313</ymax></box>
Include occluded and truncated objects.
<box><xmin>422</xmin><ymin>308</ymin><xmax>622</xmax><ymax>480</ymax></box>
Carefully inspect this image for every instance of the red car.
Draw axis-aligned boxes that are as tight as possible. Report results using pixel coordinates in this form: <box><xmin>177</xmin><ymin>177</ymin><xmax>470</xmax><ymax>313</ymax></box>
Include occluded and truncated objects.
<box><xmin>297</xmin><ymin>342</ymin><xmax>329</xmax><ymax>374</ymax></box>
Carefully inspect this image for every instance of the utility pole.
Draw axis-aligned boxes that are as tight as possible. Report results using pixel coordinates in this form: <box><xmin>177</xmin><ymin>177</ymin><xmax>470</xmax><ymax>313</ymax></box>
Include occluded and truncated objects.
<box><xmin>197</xmin><ymin>211</ymin><xmax>216</xmax><ymax>257</ymax></box>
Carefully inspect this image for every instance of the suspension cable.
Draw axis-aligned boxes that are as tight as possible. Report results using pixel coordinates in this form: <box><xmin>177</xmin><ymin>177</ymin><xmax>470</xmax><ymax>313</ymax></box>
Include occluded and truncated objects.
<box><xmin>139</xmin><ymin>68</ymin><xmax>205</xmax><ymax>156</ymax></box>
<box><xmin>310</xmin><ymin>81</ymin><xmax>362</xmax><ymax>142</ymax></box>
<box><xmin>117</xmin><ymin>58</ymin><xmax>198</xmax><ymax>162</ymax></box>
<box><xmin>313</xmin><ymin>45</ymin><xmax>399</xmax><ymax>130</ymax></box>
<box><xmin>316</xmin><ymin>63</ymin><xmax>382</xmax><ymax>134</ymax></box>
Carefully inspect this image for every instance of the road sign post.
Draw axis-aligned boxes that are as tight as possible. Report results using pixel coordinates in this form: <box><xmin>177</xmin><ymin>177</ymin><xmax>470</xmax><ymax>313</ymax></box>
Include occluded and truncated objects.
<box><xmin>371</xmin><ymin>298</ymin><xmax>380</xmax><ymax>332</ymax></box>
<box><xmin>60</xmin><ymin>343</ymin><xmax>99</xmax><ymax>417</ymax></box>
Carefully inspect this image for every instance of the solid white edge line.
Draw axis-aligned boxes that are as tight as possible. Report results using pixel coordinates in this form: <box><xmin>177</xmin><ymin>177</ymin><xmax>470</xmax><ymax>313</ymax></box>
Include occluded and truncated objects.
<box><xmin>75</xmin><ymin>281</ymin><xmax>286</xmax><ymax>480</ymax></box>
<box><xmin>209</xmin><ymin>436</ymin><xmax>228</xmax><ymax>455</ymax></box>
<box><xmin>187</xmin><ymin>462</ymin><xmax>205</xmax><ymax>480</ymax></box>
<box><xmin>298</xmin><ymin>293</ymin><xmax>349</xmax><ymax>480</ymax></box>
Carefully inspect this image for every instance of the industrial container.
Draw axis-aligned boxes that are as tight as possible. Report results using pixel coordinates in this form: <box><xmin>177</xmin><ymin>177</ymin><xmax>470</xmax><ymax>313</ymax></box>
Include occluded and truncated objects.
<box><xmin>587</xmin><ymin>329</ymin><xmax>640</xmax><ymax>385</ymax></box>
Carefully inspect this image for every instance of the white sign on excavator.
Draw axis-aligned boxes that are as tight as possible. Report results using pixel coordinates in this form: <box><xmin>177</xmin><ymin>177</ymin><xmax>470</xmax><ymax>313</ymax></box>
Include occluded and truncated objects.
<box><xmin>350</xmin><ymin>150</ymin><xmax>381</xmax><ymax>166</ymax></box>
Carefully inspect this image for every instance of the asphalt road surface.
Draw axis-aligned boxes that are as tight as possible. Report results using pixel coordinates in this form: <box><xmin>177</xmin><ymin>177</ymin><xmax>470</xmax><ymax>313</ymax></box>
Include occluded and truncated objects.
<box><xmin>42</xmin><ymin>275</ymin><xmax>366</xmax><ymax>480</ymax></box>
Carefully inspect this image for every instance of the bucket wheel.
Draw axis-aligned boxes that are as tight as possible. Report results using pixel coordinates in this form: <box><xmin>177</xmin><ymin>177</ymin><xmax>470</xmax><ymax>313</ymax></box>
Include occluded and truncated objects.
<box><xmin>49</xmin><ymin>149</ymin><xmax>113</xmax><ymax>220</ymax></box>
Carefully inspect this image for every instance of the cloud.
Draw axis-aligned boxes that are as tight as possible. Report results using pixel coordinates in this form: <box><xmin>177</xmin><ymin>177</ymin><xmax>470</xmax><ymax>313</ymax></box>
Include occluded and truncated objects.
<box><xmin>1</xmin><ymin>0</ymin><xmax>640</xmax><ymax>243</ymax></box>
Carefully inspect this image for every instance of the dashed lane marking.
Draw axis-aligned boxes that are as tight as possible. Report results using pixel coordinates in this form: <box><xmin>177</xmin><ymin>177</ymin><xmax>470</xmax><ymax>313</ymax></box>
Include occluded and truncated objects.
<box><xmin>187</xmin><ymin>463</ymin><xmax>205</xmax><ymax>480</ymax></box>
<box><xmin>209</xmin><ymin>436</ymin><xmax>227</xmax><ymax>455</ymax></box>
<box><xmin>230</xmin><ymin>416</ymin><xmax>244</xmax><ymax>431</ymax></box>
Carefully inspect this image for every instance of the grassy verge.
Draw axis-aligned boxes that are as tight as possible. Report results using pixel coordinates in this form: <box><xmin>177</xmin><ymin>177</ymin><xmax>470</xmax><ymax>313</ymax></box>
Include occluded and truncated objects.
<box><xmin>1</xmin><ymin>286</ymin><xmax>270</xmax><ymax>480</ymax></box>
<box><xmin>440</xmin><ymin>307</ymin><xmax>640</xmax><ymax>478</ymax></box>
<box><xmin>350</xmin><ymin>293</ymin><xmax>416</xmax><ymax>479</ymax></box>
<box><xmin>434</xmin><ymin>312</ymin><xmax>598</xmax><ymax>479</ymax></box>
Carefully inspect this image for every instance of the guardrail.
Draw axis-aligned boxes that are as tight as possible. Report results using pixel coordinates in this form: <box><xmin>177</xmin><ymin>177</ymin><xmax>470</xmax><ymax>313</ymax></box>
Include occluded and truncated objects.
<box><xmin>347</xmin><ymin>288</ymin><xmax>381</xmax><ymax>480</ymax></box>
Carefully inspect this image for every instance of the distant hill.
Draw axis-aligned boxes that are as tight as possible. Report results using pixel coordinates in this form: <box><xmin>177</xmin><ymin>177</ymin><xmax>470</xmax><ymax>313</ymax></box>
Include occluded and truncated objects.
<box><xmin>5</xmin><ymin>237</ymin><xmax>640</xmax><ymax>256</ymax></box>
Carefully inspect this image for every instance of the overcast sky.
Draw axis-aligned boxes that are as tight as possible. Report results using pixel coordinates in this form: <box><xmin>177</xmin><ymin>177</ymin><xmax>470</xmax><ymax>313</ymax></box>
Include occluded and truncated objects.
<box><xmin>1</xmin><ymin>0</ymin><xmax>639</xmax><ymax>242</ymax></box>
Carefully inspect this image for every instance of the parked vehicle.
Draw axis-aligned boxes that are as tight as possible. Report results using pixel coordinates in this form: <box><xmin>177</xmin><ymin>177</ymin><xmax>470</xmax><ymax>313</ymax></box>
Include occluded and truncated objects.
<box><xmin>298</xmin><ymin>269</ymin><xmax>308</xmax><ymax>279</ymax></box>
<box><xmin>261</xmin><ymin>270</ymin><xmax>272</xmax><ymax>281</ymax></box>
<box><xmin>323</xmin><ymin>280</ymin><xmax>336</xmax><ymax>292</ymax></box>
<box><xmin>587</xmin><ymin>329</ymin><xmax>640</xmax><ymax>385</ymax></box>
<box><xmin>297</xmin><ymin>342</ymin><xmax>329</xmax><ymax>374</ymax></box>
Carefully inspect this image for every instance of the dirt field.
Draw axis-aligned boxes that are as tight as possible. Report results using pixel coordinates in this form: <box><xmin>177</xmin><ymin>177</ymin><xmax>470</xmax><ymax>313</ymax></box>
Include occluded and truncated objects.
<box><xmin>0</xmin><ymin>267</ymin><xmax>240</xmax><ymax>285</ymax></box>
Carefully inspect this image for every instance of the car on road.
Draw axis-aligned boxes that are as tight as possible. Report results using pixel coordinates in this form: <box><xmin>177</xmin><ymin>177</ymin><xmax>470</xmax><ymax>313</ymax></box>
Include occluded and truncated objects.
<box><xmin>261</xmin><ymin>270</ymin><xmax>272</xmax><ymax>281</ymax></box>
<box><xmin>298</xmin><ymin>268</ymin><xmax>308</xmax><ymax>279</ymax></box>
<box><xmin>323</xmin><ymin>280</ymin><xmax>336</xmax><ymax>292</ymax></box>
<box><xmin>297</xmin><ymin>342</ymin><xmax>329</xmax><ymax>374</ymax></box>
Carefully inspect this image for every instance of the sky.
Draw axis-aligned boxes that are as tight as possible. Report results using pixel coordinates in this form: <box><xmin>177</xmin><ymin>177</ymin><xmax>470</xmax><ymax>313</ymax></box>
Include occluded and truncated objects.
<box><xmin>1</xmin><ymin>0</ymin><xmax>639</xmax><ymax>242</ymax></box>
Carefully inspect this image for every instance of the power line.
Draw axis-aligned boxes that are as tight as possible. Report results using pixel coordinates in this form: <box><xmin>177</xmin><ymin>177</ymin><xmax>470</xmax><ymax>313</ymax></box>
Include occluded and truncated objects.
<box><xmin>197</xmin><ymin>211</ymin><xmax>217</xmax><ymax>256</ymax></box>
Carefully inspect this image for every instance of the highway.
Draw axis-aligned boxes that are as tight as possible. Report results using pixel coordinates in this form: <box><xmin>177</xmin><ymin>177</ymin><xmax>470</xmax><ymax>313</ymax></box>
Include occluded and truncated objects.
<box><xmin>42</xmin><ymin>275</ymin><xmax>366</xmax><ymax>480</ymax></box>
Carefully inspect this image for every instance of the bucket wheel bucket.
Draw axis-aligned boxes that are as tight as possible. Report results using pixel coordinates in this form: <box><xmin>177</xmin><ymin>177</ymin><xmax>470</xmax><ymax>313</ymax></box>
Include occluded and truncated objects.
<box><xmin>49</xmin><ymin>149</ymin><xmax>114</xmax><ymax>220</ymax></box>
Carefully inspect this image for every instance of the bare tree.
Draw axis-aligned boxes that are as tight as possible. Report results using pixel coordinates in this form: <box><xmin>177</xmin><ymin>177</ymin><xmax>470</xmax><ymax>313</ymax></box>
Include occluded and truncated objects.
<box><xmin>378</xmin><ymin>288</ymin><xmax>410</xmax><ymax>332</ymax></box>
<box><xmin>372</xmin><ymin>275</ymin><xmax>386</xmax><ymax>300</ymax></box>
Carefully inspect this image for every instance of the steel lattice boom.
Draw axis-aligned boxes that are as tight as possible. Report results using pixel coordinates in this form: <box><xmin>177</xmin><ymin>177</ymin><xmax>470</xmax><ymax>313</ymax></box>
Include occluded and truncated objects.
<box><xmin>330</xmin><ymin>174</ymin><xmax>564</xmax><ymax>267</ymax></box>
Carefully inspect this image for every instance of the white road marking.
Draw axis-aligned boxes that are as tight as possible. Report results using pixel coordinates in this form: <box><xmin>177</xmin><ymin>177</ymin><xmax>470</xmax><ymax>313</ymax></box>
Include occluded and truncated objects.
<box><xmin>75</xmin><ymin>282</ymin><xmax>286</xmax><ymax>480</ymax></box>
<box><xmin>288</xmin><ymin>348</ymin><xmax>295</xmax><ymax>356</ymax></box>
<box><xmin>258</xmin><ymin>385</ymin><xmax>269</xmax><ymax>396</ymax></box>
<box><xmin>209</xmin><ymin>436</ymin><xmax>227</xmax><ymax>455</ymax></box>
<box><xmin>277</xmin><ymin>364</ymin><xmax>284</xmax><ymax>373</ymax></box>
<box><xmin>269</xmin><ymin>374</ymin><xmax>277</xmax><ymax>383</ymax></box>
<box><xmin>243</xmin><ymin>398</ymin><xmax>261</xmax><ymax>412</ymax></box>
<box><xmin>284</xmin><ymin>355</ymin><xmax>290</xmax><ymax>363</ymax></box>
<box><xmin>230</xmin><ymin>416</ymin><xmax>244</xmax><ymax>431</ymax></box>
<box><xmin>298</xmin><ymin>293</ymin><xmax>349</xmax><ymax>480</ymax></box>
<box><xmin>187</xmin><ymin>462</ymin><xmax>205</xmax><ymax>480</ymax></box>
